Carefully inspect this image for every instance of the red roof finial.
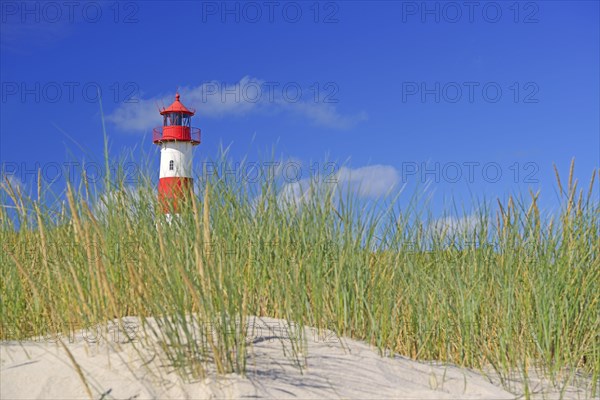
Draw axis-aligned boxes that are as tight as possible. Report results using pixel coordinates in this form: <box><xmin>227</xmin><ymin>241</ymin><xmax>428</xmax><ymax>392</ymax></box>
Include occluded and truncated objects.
<box><xmin>160</xmin><ymin>93</ymin><xmax>195</xmax><ymax>116</ymax></box>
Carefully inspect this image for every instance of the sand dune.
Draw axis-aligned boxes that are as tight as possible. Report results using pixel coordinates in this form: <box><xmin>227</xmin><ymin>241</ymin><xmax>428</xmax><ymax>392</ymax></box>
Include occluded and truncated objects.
<box><xmin>0</xmin><ymin>317</ymin><xmax>593</xmax><ymax>399</ymax></box>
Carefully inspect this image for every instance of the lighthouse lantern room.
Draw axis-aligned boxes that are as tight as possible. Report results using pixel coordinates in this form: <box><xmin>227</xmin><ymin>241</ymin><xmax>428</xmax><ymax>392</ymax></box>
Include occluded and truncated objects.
<box><xmin>153</xmin><ymin>93</ymin><xmax>201</xmax><ymax>214</ymax></box>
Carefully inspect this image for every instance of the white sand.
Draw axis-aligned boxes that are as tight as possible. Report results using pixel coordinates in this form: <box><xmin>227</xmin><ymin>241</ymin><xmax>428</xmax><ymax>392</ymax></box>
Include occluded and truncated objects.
<box><xmin>0</xmin><ymin>316</ymin><xmax>594</xmax><ymax>399</ymax></box>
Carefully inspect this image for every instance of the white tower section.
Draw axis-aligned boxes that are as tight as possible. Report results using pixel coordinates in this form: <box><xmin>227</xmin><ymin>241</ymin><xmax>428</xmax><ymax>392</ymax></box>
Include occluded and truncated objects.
<box><xmin>159</xmin><ymin>142</ymin><xmax>193</xmax><ymax>179</ymax></box>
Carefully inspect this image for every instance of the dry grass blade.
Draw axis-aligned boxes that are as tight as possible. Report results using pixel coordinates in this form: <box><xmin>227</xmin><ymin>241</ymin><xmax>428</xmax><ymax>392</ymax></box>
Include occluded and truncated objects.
<box><xmin>203</xmin><ymin>182</ymin><xmax>211</xmax><ymax>257</ymax></box>
<box><xmin>585</xmin><ymin>169</ymin><xmax>597</xmax><ymax>206</ymax></box>
<box><xmin>57</xmin><ymin>339</ymin><xmax>94</xmax><ymax>400</ymax></box>
<box><xmin>553</xmin><ymin>163</ymin><xmax>564</xmax><ymax>196</ymax></box>
<box><xmin>568</xmin><ymin>158</ymin><xmax>575</xmax><ymax>193</ymax></box>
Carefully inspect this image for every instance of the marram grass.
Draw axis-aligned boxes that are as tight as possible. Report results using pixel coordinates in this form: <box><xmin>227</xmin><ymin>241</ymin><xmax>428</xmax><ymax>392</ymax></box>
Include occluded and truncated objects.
<box><xmin>0</xmin><ymin>157</ymin><xmax>598</xmax><ymax>398</ymax></box>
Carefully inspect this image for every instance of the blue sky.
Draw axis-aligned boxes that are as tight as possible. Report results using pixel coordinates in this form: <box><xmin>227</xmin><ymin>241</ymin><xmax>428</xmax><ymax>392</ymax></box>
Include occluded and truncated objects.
<box><xmin>1</xmin><ymin>1</ymin><xmax>598</xmax><ymax>218</ymax></box>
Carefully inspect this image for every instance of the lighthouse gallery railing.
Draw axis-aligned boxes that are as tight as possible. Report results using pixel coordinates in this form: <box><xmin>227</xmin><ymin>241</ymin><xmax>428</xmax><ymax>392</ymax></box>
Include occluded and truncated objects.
<box><xmin>152</xmin><ymin>126</ymin><xmax>201</xmax><ymax>144</ymax></box>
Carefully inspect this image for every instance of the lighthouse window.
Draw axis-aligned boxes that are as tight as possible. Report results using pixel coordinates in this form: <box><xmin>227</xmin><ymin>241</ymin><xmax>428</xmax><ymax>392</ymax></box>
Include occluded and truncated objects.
<box><xmin>169</xmin><ymin>160</ymin><xmax>174</xmax><ymax>171</ymax></box>
<box><xmin>171</xmin><ymin>113</ymin><xmax>182</xmax><ymax>126</ymax></box>
<box><xmin>163</xmin><ymin>113</ymin><xmax>191</xmax><ymax>127</ymax></box>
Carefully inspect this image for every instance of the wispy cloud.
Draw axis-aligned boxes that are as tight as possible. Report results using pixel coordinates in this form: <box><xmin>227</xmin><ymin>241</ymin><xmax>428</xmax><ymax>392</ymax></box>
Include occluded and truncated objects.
<box><xmin>277</xmin><ymin>164</ymin><xmax>401</xmax><ymax>206</ymax></box>
<box><xmin>0</xmin><ymin>22</ymin><xmax>70</xmax><ymax>54</ymax></box>
<box><xmin>107</xmin><ymin>76</ymin><xmax>367</xmax><ymax>132</ymax></box>
<box><xmin>280</xmin><ymin>101</ymin><xmax>368</xmax><ymax>130</ymax></box>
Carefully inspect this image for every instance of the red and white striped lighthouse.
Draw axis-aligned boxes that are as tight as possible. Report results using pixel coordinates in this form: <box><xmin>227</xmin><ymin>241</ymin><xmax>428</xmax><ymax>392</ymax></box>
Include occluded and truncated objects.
<box><xmin>153</xmin><ymin>93</ymin><xmax>201</xmax><ymax>214</ymax></box>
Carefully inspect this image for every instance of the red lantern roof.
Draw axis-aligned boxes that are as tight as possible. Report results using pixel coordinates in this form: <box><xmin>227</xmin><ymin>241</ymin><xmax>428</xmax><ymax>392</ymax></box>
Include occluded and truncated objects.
<box><xmin>160</xmin><ymin>93</ymin><xmax>195</xmax><ymax>116</ymax></box>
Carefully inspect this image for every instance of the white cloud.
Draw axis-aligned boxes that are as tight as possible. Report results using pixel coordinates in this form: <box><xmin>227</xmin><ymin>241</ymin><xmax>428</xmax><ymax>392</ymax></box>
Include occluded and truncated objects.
<box><xmin>180</xmin><ymin>77</ymin><xmax>264</xmax><ymax>118</ymax></box>
<box><xmin>275</xmin><ymin>164</ymin><xmax>401</xmax><ymax>207</ymax></box>
<box><xmin>336</xmin><ymin>165</ymin><xmax>400</xmax><ymax>197</ymax></box>
<box><xmin>428</xmin><ymin>215</ymin><xmax>481</xmax><ymax>239</ymax></box>
<box><xmin>105</xmin><ymin>99</ymin><xmax>160</xmax><ymax>132</ymax></box>
<box><xmin>278</xmin><ymin>179</ymin><xmax>313</xmax><ymax>206</ymax></box>
<box><xmin>107</xmin><ymin>76</ymin><xmax>367</xmax><ymax>132</ymax></box>
<box><xmin>93</xmin><ymin>186</ymin><xmax>153</xmax><ymax>221</ymax></box>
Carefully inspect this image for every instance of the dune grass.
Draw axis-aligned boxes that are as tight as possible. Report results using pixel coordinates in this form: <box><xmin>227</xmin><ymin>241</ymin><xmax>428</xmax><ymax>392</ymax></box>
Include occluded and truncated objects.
<box><xmin>0</xmin><ymin>155</ymin><xmax>598</xmax><ymax>397</ymax></box>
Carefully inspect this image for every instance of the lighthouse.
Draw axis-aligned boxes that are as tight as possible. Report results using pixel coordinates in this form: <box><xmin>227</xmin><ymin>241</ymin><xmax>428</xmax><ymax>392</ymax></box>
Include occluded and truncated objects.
<box><xmin>153</xmin><ymin>93</ymin><xmax>201</xmax><ymax>214</ymax></box>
